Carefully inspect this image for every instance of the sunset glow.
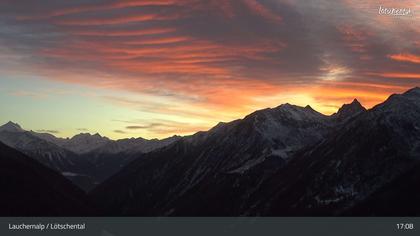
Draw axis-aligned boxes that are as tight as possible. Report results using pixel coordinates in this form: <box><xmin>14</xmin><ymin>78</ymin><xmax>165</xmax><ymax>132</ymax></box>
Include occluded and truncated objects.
<box><xmin>0</xmin><ymin>0</ymin><xmax>419</xmax><ymax>139</ymax></box>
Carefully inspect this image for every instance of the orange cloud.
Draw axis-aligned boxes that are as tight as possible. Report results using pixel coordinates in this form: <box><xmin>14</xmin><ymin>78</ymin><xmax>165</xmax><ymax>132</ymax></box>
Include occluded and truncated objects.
<box><xmin>71</xmin><ymin>27</ymin><xmax>177</xmax><ymax>37</ymax></box>
<box><xmin>124</xmin><ymin>36</ymin><xmax>191</xmax><ymax>45</ymax></box>
<box><xmin>39</xmin><ymin>34</ymin><xmax>285</xmax><ymax>79</ymax></box>
<box><xmin>318</xmin><ymin>80</ymin><xmax>408</xmax><ymax>91</ymax></box>
<box><xmin>388</xmin><ymin>53</ymin><xmax>420</xmax><ymax>64</ymax></box>
<box><xmin>55</xmin><ymin>14</ymin><xmax>178</xmax><ymax>26</ymax></box>
<box><xmin>367</xmin><ymin>72</ymin><xmax>420</xmax><ymax>79</ymax></box>
<box><xmin>17</xmin><ymin>0</ymin><xmax>183</xmax><ymax>20</ymax></box>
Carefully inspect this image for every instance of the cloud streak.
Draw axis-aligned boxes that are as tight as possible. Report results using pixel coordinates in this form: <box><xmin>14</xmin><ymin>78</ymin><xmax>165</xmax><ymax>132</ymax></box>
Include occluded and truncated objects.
<box><xmin>36</xmin><ymin>129</ymin><xmax>60</xmax><ymax>134</ymax></box>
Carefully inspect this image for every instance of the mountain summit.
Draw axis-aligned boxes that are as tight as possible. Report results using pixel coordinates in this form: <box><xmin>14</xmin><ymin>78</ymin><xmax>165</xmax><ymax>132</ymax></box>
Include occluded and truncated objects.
<box><xmin>0</xmin><ymin>121</ymin><xmax>24</xmax><ymax>133</ymax></box>
<box><xmin>332</xmin><ymin>98</ymin><xmax>366</xmax><ymax>121</ymax></box>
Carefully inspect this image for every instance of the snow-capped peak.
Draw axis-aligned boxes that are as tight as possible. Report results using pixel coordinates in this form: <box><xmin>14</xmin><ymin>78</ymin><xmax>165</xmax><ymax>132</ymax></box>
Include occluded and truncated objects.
<box><xmin>0</xmin><ymin>121</ymin><xmax>25</xmax><ymax>133</ymax></box>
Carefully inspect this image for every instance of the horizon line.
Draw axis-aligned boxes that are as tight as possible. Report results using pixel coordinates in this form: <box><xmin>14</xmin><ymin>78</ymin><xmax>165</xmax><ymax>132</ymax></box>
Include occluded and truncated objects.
<box><xmin>4</xmin><ymin>86</ymin><xmax>414</xmax><ymax>141</ymax></box>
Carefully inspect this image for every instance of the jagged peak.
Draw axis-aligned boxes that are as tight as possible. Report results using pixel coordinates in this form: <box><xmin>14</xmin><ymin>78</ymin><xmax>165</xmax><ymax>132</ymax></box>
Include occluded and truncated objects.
<box><xmin>92</xmin><ymin>133</ymin><xmax>102</xmax><ymax>137</ymax></box>
<box><xmin>0</xmin><ymin>121</ymin><xmax>24</xmax><ymax>133</ymax></box>
<box><xmin>351</xmin><ymin>98</ymin><xmax>361</xmax><ymax>104</ymax></box>
<box><xmin>4</xmin><ymin>121</ymin><xmax>21</xmax><ymax>128</ymax></box>
<box><xmin>71</xmin><ymin>132</ymin><xmax>109</xmax><ymax>141</ymax></box>
<box><xmin>332</xmin><ymin>99</ymin><xmax>366</xmax><ymax>120</ymax></box>
<box><xmin>342</xmin><ymin>98</ymin><xmax>364</xmax><ymax>110</ymax></box>
<box><xmin>304</xmin><ymin>105</ymin><xmax>319</xmax><ymax>113</ymax></box>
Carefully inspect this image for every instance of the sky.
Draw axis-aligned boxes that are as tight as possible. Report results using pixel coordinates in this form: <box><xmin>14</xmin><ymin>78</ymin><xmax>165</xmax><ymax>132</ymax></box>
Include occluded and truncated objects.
<box><xmin>0</xmin><ymin>0</ymin><xmax>419</xmax><ymax>140</ymax></box>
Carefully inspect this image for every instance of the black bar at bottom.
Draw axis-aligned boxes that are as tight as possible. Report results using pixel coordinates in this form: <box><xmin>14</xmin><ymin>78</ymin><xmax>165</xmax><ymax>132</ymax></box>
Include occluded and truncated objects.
<box><xmin>0</xmin><ymin>217</ymin><xmax>418</xmax><ymax>236</ymax></box>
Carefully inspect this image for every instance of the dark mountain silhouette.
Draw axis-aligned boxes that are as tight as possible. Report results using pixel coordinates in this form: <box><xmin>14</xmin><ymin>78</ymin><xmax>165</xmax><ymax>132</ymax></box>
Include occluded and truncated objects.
<box><xmin>331</xmin><ymin>98</ymin><xmax>366</xmax><ymax>122</ymax></box>
<box><xmin>91</xmin><ymin>103</ymin><xmax>334</xmax><ymax>215</ymax></box>
<box><xmin>90</xmin><ymin>87</ymin><xmax>420</xmax><ymax>216</ymax></box>
<box><xmin>2</xmin><ymin>87</ymin><xmax>420</xmax><ymax>216</ymax></box>
<box><xmin>0</xmin><ymin>141</ymin><xmax>92</xmax><ymax>216</ymax></box>
<box><xmin>245</xmin><ymin>87</ymin><xmax>420</xmax><ymax>216</ymax></box>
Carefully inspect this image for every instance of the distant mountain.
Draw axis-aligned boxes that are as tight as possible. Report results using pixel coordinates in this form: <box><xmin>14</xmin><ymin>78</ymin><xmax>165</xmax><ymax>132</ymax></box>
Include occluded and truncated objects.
<box><xmin>0</xmin><ymin>126</ymin><xmax>93</xmax><ymax>173</ymax></box>
<box><xmin>62</xmin><ymin>133</ymin><xmax>110</xmax><ymax>154</ymax></box>
<box><xmin>82</xmin><ymin>135</ymin><xmax>181</xmax><ymax>184</ymax></box>
<box><xmin>34</xmin><ymin>130</ymin><xmax>181</xmax><ymax>186</ymax></box>
<box><xmin>32</xmin><ymin>132</ymin><xmax>110</xmax><ymax>154</ymax></box>
<box><xmin>0</xmin><ymin>128</ymin><xmax>96</xmax><ymax>191</ymax></box>
<box><xmin>32</xmin><ymin>130</ymin><xmax>181</xmax><ymax>155</ymax></box>
<box><xmin>90</xmin><ymin>135</ymin><xmax>181</xmax><ymax>155</ymax></box>
<box><xmin>0</xmin><ymin>122</ymin><xmax>180</xmax><ymax>191</ymax></box>
<box><xmin>91</xmin><ymin>87</ymin><xmax>420</xmax><ymax>216</ymax></box>
<box><xmin>0</xmin><ymin>141</ymin><xmax>92</xmax><ymax>216</ymax></box>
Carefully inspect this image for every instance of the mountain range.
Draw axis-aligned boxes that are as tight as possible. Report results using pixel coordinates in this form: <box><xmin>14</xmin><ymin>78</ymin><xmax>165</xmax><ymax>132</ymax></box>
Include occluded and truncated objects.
<box><xmin>1</xmin><ymin>87</ymin><xmax>420</xmax><ymax>216</ymax></box>
<box><xmin>0</xmin><ymin>122</ymin><xmax>180</xmax><ymax>191</ymax></box>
